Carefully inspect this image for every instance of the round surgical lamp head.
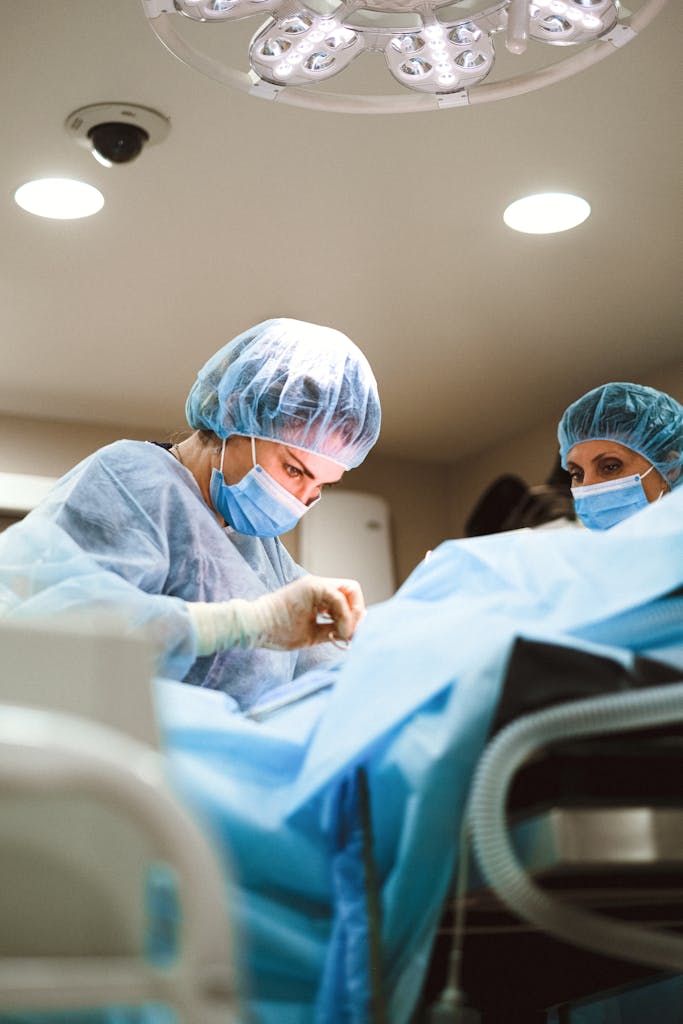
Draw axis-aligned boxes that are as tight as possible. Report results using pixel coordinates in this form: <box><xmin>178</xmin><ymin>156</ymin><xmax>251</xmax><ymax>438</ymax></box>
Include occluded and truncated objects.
<box><xmin>65</xmin><ymin>103</ymin><xmax>170</xmax><ymax>166</ymax></box>
<box><xmin>139</xmin><ymin>0</ymin><xmax>669</xmax><ymax>115</ymax></box>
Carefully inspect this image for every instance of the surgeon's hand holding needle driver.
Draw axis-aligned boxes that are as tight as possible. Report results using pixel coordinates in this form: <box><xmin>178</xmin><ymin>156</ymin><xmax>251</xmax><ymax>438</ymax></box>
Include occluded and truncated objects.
<box><xmin>189</xmin><ymin>575</ymin><xmax>364</xmax><ymax>654</ymax></box>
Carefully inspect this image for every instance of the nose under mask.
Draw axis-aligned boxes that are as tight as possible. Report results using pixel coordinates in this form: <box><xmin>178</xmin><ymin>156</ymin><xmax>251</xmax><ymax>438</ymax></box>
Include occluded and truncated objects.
<box><xmin>209</xmin><ymin>437</ymin><xmax>315</xmax><ymax>537</ymax></box>
<box><xmin>571</xmin><ymin>465</ymin><xmax>655</xmax><ymax>530</ymax></box>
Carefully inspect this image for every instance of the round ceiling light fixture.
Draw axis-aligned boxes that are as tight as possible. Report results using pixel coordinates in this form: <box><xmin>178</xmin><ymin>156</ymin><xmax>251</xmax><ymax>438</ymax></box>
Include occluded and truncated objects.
<box><xmin>14</xmin><ymin>178</ymin><xmax>105</xmax><ymax>220</ymax></box>
<box><xmin>503</xmin><ymin>192</ymin><xmax>591</xmax><ymax>234</ymax></box>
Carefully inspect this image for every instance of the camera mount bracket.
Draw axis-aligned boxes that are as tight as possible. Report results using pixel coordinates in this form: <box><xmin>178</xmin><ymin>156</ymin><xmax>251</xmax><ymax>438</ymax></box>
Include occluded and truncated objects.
<box><xmin>65</xmin><ymin>103</ymin><xmax>170</xmax><ymax>160</ymax></box>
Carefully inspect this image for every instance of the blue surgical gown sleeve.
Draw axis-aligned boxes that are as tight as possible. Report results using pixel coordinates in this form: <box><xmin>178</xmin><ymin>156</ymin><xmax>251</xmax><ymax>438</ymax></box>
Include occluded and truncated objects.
<box><xmin>3</xmin><ymin>440</ymin><xmax>338</xmax><ymax>707</ymax></box>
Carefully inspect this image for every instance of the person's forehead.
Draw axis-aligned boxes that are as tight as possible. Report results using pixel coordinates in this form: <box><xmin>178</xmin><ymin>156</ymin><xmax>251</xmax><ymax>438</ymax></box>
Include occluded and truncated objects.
<box><xmin>261</xmin><ymin>439</ymin><xmax>344</xmax><ymax>481</ymax></box>
<box><xmin>286</xmin><ymin>445</ymin><xmax>344</xmax><ymax>481</ymax></box>
<box><xmin>566</xmin><ymin>439</ymin><xmax>641</xmax><ymax>464</ymax></box>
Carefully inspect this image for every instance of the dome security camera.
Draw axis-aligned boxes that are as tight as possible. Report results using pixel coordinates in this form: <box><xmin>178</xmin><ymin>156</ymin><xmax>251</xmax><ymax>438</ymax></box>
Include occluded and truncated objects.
<box><xmin>88</xmin><ymin>122</ymin><xmax>149</xmax><ymax>165</ymax></box>
<box><xmin>65</xmin><ymin>103</ymin><xmax>170</xmax><ymax>166</ymax></box>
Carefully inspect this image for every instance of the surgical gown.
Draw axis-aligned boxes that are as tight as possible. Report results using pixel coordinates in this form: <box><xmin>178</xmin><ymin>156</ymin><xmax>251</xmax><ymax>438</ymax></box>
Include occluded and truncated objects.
<box><xmin>14</xmin><ymin>440</ymin><xmax>334</xmax><ymax>707</ymax></box>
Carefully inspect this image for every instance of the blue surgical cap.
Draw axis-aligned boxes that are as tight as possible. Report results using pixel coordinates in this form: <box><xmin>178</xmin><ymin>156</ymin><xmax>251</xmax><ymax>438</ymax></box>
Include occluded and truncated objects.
<box><xmin>558</xmin><ymin>382</ymin><xmax>683</xmax><ymax>489</ymax></box>
<box><xmin>185</xmin><ymin>318</ymin><xmax>381</xmax><ymax>470</ymax></box>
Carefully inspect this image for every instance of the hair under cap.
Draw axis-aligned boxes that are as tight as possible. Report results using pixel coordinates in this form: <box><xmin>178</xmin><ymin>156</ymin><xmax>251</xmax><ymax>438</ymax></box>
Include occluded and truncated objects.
<box><xmin>558</xmin><ymin>381</ymin><xmax>683</xmax><ymax>489</ymax></box>
<box><xmin>185</xmin><ymin>318</ymin><xmax>381</xmax><ymax>470</ymax></box>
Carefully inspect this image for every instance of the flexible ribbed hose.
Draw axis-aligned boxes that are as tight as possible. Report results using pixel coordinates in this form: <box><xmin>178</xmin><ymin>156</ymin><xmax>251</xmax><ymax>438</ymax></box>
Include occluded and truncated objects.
<box><xmin>469</xmin><ymin>682</ymin><xmax>683</xmax><ymax>971</ymax></box>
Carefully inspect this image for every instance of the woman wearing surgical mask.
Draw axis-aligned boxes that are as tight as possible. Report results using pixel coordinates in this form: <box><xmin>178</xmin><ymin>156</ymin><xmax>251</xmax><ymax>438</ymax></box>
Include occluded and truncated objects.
<box><xmin>558</xmin><ymin>381</ymin><xmax>683</xmax><ymax>531</ymax></box>
<box><xmin>15</xmin><ymin>318</ymin><xmax>381</xmax><ymax>708</ymax></box>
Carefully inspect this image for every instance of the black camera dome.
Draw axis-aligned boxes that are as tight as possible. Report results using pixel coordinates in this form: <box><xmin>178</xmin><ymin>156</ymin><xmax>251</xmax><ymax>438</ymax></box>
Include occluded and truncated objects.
<box><xmin>88</xmin><ymin>122</ymin><xmax>150</xmax><ymax>164</ymax></box>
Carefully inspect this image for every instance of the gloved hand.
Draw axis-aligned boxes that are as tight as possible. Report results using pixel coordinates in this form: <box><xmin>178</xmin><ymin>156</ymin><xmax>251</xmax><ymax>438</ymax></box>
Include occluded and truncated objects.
<box><xmin>188</xmin><ymin>575</ymin><xmax>366</xmax><ymax>655</ymax></box>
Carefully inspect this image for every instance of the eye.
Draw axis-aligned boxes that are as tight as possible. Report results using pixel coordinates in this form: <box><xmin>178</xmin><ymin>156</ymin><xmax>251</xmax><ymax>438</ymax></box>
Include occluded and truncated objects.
<box><xmin>284</xmin><ymin>462</ymin><xmax>303</xmax><ymax>479</ymax></box>
<box><xmin>567</xmin><ymin>467</ymin><xmax>582</xmax><ymax>483</ymax></box>
<box><xmin>600</xmin><ymin>460</ymin><xmax>623</xmax><ymax>476</ymax></box>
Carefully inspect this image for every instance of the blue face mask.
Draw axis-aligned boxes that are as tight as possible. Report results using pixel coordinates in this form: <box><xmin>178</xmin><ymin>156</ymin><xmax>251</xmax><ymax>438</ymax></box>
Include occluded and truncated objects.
<box><xmin>571</xmin><ymin>465</ymin><xmax>655</xmax><ymax>531</ymax></box>
<box><xmin>210</xmin><ymin>437</ymin><xmax>313</xmax><ymax>537</ymax></box>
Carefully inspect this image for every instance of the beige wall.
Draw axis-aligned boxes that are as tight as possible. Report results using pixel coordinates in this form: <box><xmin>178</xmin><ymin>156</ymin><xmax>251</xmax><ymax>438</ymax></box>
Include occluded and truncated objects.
<box><xmin>322</xmin><ymin>450</ymin><xmax>453</xmax><ymax>586</ymax></box>
<box><xmin>0</xmin><ymin>414</ymin><xmax>162</xmax><ymax>477</ymax></box>
<box><xmin>446</xmin><ymin>360</ymin><xmax>683</xmax><ymax>538</ymax></box>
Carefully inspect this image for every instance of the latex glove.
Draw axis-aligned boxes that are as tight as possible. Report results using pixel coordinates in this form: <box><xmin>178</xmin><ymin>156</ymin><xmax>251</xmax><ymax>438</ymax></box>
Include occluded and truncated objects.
<box><xmin>188</xmin><ymin>576</ymin><xmax>365</xmax><ymax>655</ymax></box>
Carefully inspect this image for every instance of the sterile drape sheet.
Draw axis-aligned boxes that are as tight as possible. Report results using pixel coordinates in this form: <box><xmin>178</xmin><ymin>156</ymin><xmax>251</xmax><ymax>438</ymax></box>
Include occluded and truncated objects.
<box><xmin>2</xmin><ymin>489</ymin><xmax>683</xmax><ymax>1023</ymax></box>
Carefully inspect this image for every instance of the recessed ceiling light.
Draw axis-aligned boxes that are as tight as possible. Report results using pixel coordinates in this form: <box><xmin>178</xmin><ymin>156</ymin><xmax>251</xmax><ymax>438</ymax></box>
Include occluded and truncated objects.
<box><xmin>503</xmin><ymin>193</ymin><xmax>591</xmax><ymax>234</ymax></box>
<box><xmin>14</xmin><ymin>178</ymin><xmax>104</xmax><ymax>220</ymax></box>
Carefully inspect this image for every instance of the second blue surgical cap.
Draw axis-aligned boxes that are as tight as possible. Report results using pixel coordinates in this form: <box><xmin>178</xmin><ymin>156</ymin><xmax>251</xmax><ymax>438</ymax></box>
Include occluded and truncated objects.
<box><xmin>558</xmin><ymin>381</ymin><xmax>683</xmax><ymax>489</ymax></box>
<box><xmin>186</xmin><ymin>318</ymin><xmax>381</xmax><ymax>469</ymax></box>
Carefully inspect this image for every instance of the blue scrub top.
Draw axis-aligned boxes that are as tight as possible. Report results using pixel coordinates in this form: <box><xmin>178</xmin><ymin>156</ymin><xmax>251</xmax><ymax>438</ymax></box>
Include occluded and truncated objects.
<box><xmin>24</xmin><ymin>439</ymin><xmax>335</xmax><ymax>707</ymax></box>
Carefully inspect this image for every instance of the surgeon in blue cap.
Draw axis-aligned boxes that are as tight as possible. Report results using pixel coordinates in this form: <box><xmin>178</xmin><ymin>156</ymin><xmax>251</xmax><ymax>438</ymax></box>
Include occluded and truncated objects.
<box><xmin>558</xmin><ymin>381</ymin><xmax>683</xmax><ymax>531</ymax></box>
<box><xmin>22</xmin><ymin>318</ymin><xmax>381</xmax><ymax>708</ymax></box>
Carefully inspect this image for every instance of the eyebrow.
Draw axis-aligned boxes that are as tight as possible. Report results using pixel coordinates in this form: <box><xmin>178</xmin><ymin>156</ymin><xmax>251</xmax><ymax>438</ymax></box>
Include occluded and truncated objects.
<box><xmin>567</xmin><ymin>450</ymin><xmax>624</xmax><ymax>468</ymax></box>
<box><xmin>284</xmin><ymin>447</ymin><xmax>315</xmax><ymax>480</ymax></box>
<box><xmin>284</xmin><ymin>446</ymin><xmax>343</xmax><ymax>485</ymax></box>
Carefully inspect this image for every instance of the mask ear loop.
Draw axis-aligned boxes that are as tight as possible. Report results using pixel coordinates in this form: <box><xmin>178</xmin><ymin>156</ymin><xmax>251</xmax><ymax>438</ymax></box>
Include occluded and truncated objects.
<box><xmin>219</xmin><ymin>437</ymin><xmax>227</xmax><ymax>474</ymax></box>
<box><xmin>251</xmin><ymin>436</ymin><xmax>257</xmax><ymax>468</ymax></box>
<box><xmin>639</xmin><ymin>463</ymin><xmax>670</xmax><ymax>501</ymax></box>
<box><xmin>639</xmin><ymin>463</ymin><xmax>666</xmax><ymax>500</ymax></box>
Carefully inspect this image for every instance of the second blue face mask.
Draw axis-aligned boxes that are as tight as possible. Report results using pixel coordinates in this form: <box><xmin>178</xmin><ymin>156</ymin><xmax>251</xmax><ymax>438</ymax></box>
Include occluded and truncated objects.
<box><xmin>571</xmin><ymin>465</ymin><xmax>654</xmax><ymax>531</ymax></box>
<box><xmin>210</xmin><ymin>437</ymin><xmax>313</xmax><ymax>537</ymax></box>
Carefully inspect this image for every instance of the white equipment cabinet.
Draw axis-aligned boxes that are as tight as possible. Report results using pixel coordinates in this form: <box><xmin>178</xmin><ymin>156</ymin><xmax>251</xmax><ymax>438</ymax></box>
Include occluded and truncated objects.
<box><xmin>298</xmin><ymin>490</ymin><xmax>396</xmax><ymax>606</ymax></box>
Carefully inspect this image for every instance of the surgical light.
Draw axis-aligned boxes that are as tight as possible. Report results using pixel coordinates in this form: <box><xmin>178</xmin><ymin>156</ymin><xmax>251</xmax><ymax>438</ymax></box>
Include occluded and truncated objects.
<box><xmin>503</xmin><ymin>192</ymin><xmax>591</xmax><ymax>233</ymax></box>
<box><xmin>141</xmin><ymin>0</ymin><xmax>668</xmax><ymax>114</ymax></box>
<box><xmin>14</xmin><ymin>179</ymin><xmax>104</xmax><ymax>220</ymax></box>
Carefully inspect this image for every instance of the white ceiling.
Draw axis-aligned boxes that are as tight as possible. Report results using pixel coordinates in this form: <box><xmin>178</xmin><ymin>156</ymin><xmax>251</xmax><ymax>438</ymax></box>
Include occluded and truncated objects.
<box><xmin>2</xmin><ymin>1</ymin><xmax>681</xmax><ymax>463</ymax></box>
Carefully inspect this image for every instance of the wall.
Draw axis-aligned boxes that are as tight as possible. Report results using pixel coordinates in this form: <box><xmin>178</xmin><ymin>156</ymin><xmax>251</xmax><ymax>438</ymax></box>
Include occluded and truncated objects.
<box><xmin>447</xmin><ymin>360</ymin><xmax>683</xmax><ymax>538</ymax></box>
<box><xmin>314</xmin><ymin>450</ymin><xmax>454</xmax><ymax>586</ymax></box>
<box><xmin>0</xmin><ymin>415</ymin><xmax>160</xmax><ymax>532</ymax></box>
<box><xmin>0</xmin><ymin>415</ymin><xmax>160</xmax><ymax>477</ymax></box>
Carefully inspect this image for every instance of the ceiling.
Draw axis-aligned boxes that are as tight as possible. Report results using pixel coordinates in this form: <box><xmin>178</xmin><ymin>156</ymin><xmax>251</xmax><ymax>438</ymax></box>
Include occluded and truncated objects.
<box><xmin>1</xmin><ymin>0</ymin><xmax>681</xmax><ymax>463</ymax></box>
